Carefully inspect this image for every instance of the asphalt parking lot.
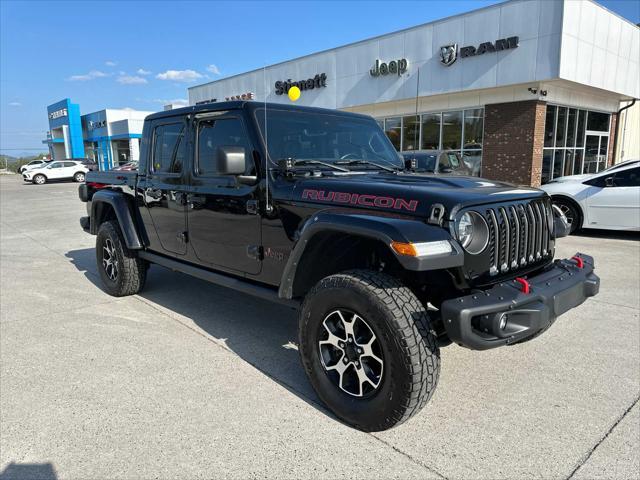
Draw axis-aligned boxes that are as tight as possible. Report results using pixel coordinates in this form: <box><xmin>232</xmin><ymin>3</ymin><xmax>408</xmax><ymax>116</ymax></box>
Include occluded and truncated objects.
<box><xmin>1</xmin><ymin>174</ymin><xmax>638</xmax><ymax>480</ymax></box>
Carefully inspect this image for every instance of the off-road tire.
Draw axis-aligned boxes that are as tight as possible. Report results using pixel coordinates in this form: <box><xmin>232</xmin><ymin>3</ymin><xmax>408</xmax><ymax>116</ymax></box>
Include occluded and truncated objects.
<box><xmin>74</xmin><ymin>172</ymin><xmax>85</xmax><ymax>182</ymax></box>
<box><xmin>96</xmin><ymin>220</ymin><xmax>147</xmax><ymax>297</ymax></box>
<box><xmin>33</xmin><ymin>174</ymin><xmax>46</xmax><ymax>185</ymax></box>
<box><xmin>299</xmin><ymin>269</ymin><xmax>440</xmax><ymax>431</ymax></box>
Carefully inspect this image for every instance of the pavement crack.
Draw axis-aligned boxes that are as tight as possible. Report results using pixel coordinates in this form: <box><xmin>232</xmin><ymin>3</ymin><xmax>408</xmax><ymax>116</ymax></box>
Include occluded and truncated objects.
<box><xmin>566</xmin><ymin>395</ymin><xmax>640</xmax><ymax>479</ymax></box>
<box><xmin>369</xmin><ymin>433</ymin><xmax>449</xmax><ymax>479</ymax></box>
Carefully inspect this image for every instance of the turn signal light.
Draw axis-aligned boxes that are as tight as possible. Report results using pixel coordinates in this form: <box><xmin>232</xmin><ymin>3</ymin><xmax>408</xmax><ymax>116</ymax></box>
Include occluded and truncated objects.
<box><xmin>391</xmin><ymin>242</ymin><xmax>418</xmax><ymax>257</ymax></box>
<box><xmin>391</xmin><ymin>240</ymin><xmax>452</xmax><ymax>257</ymax></box>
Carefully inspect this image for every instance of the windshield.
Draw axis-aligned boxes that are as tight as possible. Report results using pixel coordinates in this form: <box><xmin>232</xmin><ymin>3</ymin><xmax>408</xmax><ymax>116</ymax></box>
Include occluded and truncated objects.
<box><xmin>255</xmin><ymin>108</ymin><xmax>403</xmax><ymax>169</ymax></box>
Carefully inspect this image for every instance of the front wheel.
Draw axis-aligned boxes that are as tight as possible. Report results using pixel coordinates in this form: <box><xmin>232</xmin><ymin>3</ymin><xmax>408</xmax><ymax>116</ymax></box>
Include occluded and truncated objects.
<box><xmin>74</xmin><ymin>171</ymin><xmax>86</xmax><ymax>182</ymax></box>
<box><xmin>299</xmin><ymin>270</ymin><xmax>440</xmax><ymax>431</ymax></box>
<box><xmin>32</xmin><ymin>174</ymin><xmax>46</xmax><ymax>185</ymax></box>
<box><xmin>553</xmin><ymin>198</ymin><xmax>581</xmax><ymax>233</ymax></box>
<box><xmin>96</xmin><ymin>220</ymin><xmax>147</xmax><ymax>296</ymax></box>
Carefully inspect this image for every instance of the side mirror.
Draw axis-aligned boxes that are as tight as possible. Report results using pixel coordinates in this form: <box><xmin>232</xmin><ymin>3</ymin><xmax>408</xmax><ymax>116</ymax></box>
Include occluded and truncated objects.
<box><xmin>604</xmin><ymin>177</ymin><xmax>615</xmax><ymax>187</ymax></box>
<box><xmin>216</xmin><ymin>146</ymin><xmax>247</xmax><ymax>175</ymax></box>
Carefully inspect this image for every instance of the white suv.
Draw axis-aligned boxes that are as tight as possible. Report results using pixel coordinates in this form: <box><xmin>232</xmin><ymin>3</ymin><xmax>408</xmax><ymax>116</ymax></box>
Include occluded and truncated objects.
<box><xmin>23</xmin><ymin>160</ymin><xmax>89</xmax><ymax>185</ymax></box>
<box><xmin>18</xmin><ymin>159</ymin><xmax>50</xmax><ymax>173</ymax></box>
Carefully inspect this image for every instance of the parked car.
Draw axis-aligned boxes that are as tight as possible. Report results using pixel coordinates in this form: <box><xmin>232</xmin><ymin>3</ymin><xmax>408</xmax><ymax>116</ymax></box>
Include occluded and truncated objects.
<box><xmin>78</xmin><ymin>158</ymin><xmax>98</xmax><ymax>171</ymax></box>
<box><xmin>540</xmin><ymin>160</ymin><xmax>640</xmax><ymax>232</ymax></box>
<box><xmin>112</xmin><ymin>161</ymin><xmax>138</xmax><ymax>171</ymax></box>
<box><xmin>78</xmin><ymin>101</ymin><xmax>598</xmax><ymax>432</ymax></box>
<box><xmin>23</xmin><ymin>160</ymin><xmax>89</xmax><ymax>185</ymax></box>
<box><xmin>401</xmin><ymin>150</ymin><xmax>474</xmax><ymax>176</ymax></box>
<box><xmin>18</xmin><ymin>159</ymin><xmax>50</xmax><ymax>174</ymax></box>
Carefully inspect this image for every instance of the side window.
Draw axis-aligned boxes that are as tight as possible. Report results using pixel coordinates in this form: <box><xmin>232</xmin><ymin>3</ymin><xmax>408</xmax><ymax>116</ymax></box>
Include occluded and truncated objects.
<box><xmin>448</xmin><ymin>153</ymin><xmax>460</xmax><ymax>168</ymax></box>
<box><xmin>63</xmin><ymin>161</ymin><xmax>76</xmax><ymax>167</ymax></box>
<box><xmin>196</xmin><ymin>117</ymin><xmax>250</xmax><ymax>176</ymax></box>
<box><xmin>613</xmin><ymin>167</ymin><xmax>640</xmax><ymax>187</ymax></box>
<box><xmin>152</xmin><ymin>123</ymin><xmax>185</xmax><ymax>174</ymax></box>
<box><xmin>50</xmin><ymin>162</ymin><xmax>63</xmax><ymax>169</ymax></box>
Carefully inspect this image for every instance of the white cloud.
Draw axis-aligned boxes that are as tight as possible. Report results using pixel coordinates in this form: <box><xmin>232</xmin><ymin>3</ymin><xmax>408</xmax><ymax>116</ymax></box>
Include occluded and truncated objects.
<box><xmin>105</xmin><ymin>60</ymin><xmax>117</xmax><ymax>67</ymax></box>
<box><xmin>117</xmin><ymin>75</ymin><xmax>148</xmax><ymax>85</ymax></box>
<box><xmin>8</xmin><ymin>102</ymin><xmax>21</xmax><ymax>107</ymax></box>
<box><xmin>153</xmin><ymin>98</ymin><xmax>189</xmax><ymax>107</ymax></box>
<box><xmin>206</xmin><ymin>64</ymin><xmax>221</xmax><ymax>75</ymax></box>
<box><xmin>156</xmin><ymin>69</ymin><xmax>203</xmax><ymax>82</ymax></box>
<box><xmin>136</xmin><ymin>68</ymin><xmax>151</xmax><ymax>75</ymax></box>
<box><xmin>67</xmin><ymin>70</ymin><xmax>108</xmax><ymax>81</ymax></box>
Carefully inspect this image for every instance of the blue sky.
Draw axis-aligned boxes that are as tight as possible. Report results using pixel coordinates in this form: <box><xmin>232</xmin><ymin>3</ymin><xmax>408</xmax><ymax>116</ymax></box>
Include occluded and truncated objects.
<box><xmin>1</xmin><ymin>0</ymin><xmax>638</xmax><ymax>156</ymax></box>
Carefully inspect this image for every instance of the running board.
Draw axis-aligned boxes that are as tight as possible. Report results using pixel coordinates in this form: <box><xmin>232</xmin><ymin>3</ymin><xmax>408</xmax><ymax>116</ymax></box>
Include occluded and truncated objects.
<box><xmin>138</xmin><ymin>251</ymin><xmax>300</xmax><ymax>309</ymax></box>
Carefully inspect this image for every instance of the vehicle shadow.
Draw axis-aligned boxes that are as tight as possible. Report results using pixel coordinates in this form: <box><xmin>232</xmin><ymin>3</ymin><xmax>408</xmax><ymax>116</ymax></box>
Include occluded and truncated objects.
<box><xmin>65</xmin><ymin>248</ymin><xmax>328</xmax><ymax>417</ymax></box>
<box><xmin>574</xmin><ymin>228</ymin><xmax>640</xmax><ymax>241</ymax></box>
<box><xmin>0</xmin><ymin>462</ymin><xmax>57</xmax><ymax>480</ymax></box>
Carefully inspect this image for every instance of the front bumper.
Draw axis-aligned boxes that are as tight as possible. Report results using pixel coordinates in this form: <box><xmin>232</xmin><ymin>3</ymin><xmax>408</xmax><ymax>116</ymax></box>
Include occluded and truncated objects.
<box><xmin>441</xmin><ymin>253</ymin><xmax>599</xmax><ymax>350</ymax></box>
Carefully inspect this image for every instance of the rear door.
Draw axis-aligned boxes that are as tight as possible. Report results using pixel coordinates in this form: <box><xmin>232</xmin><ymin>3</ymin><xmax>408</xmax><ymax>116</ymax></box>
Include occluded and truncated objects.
<box><xmin>61</xmin><ymin>161</ymin><xmax>79</xmax><ymax>178</ymax></box>
<box><xmin>185</xmin><ymin>113</ymin><xmax>262</xmax><ymax>274</ymax></box>
<box><xmin>138</xmin><ymin>120</ymin><xmax>189</xmax><ymax>255</ymax></box>
<box><xmin>585</xmin><ymin>167</ymin><xmax>640</xmax><ymax>229</ymax></box>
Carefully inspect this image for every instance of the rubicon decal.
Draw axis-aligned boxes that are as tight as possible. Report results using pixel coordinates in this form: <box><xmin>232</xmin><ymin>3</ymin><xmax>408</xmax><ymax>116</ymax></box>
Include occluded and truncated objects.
<box><xmin>302</xmin><ymin>189</ymin><xmax>418</xmax><ymax>212</ymax></box>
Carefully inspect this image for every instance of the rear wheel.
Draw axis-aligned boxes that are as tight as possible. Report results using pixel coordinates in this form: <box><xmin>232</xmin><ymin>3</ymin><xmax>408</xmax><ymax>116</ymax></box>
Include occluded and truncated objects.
<box><xmin>33</xmin><ymin>174</ymin><xmax>46</xmax><ymax>185</ymax></box>
<box><xmin>74</xmin><ymin>171</ymin><xmax>86</xmax><ymax>182</ymax></box>
<box><xmin>96</xmin><ymin>220</ymin><xmax>147</xmax><ymax>296</ymax></box>
<box><xmin>553</xmin><ymin>198</ymin><xmax>581</xmax><ymax>233</ymax></box>
<box><xmin>299</xmin><ymin>269</ymin><xmax>440</xmax><ymax>431</ymax></box>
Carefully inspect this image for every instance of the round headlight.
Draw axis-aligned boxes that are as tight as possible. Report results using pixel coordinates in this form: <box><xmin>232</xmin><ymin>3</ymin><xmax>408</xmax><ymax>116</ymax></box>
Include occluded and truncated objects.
<box><xmin>456</xmin><ymin>211</ymin><xmax>489</xmax><ymax>255</ymax></box>
<box><xmin>457</xmin><ymin>212</ymin><xmax>474</xmax><ymax>248</ymax></box>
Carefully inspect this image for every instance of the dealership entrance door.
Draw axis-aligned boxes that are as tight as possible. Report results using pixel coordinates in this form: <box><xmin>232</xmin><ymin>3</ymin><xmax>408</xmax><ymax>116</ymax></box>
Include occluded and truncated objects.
<box><xmin>583</xmin><ymin>133</ymin><xmax>609</xmax><ymax>174</ymax></box>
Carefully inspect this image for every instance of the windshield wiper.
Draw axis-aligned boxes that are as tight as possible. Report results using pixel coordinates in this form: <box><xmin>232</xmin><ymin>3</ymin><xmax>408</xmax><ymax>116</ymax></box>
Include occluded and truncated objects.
<box><xmin>277</xmin><ymin>158</ymin><xmax>349</xmax><ymax>173</ymax></box>
<box><xmin>335</xmin><ymin>159</ymin><xmax>400</xmax><ymax>173</ymax></box>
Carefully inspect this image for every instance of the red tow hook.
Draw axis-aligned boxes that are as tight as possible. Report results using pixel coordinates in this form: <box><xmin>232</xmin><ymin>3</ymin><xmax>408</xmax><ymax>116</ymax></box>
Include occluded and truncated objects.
<box><xmin>514</xmin><ymin>277</ymin><xmax>531</xmax><ymax>294</ymax></box>
<box><xmin>571</xmin><ymin>255</ymin><xmax>585</xmax><ymax>268</ymax></box>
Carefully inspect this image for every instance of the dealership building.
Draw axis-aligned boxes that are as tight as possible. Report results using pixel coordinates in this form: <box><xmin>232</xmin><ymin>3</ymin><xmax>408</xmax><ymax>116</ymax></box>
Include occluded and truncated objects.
<box><xmin>43</xmin><ymin>98</ymin><xmax>153</xmax><ymax>170</ymax></box>
<box><xmin>189</xmin><ymin>0</ymin><xmax>639</xmax><ymax>186</ymax></box>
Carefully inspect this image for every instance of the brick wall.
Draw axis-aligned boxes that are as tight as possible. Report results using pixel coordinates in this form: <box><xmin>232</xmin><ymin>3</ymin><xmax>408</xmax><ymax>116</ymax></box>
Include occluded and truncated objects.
<box><xmin>482</xmin><ymin>100</ymin><xmax>547</xmax><ymax>187</ymax></box>
<box><xmin>607</xmin><ymin>113</ymin><xmax>617</xmax><ymax>167</ymax></box>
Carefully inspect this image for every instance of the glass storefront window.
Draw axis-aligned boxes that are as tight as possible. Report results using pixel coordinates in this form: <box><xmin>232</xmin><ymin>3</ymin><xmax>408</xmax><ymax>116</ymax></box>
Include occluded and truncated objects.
<box><xmin>442</xmin><ymin>111</ymin><xmax>462</xmax><ymax>150</ymax></box>
<box><xmin>381</xmin><ymin>108</ymin><xmax>483</xmax><ymax>176</ymax></box>
<box><xmin>420</xmin><ymin>113</ymin><xmax>440</xmax><ymax>150</ymax></box>
<box><xmin>566</xmin><ymin>108</ymin><xmax>577</xmax><ymax>147</ymax></box>
<box><xmin>587</xmin><ymin>111</ymin><xmax>610</xmax><ymax>132</ymax></box>
<box><xmin>555</xmin><ymin>107</ymin><xmax>567</xmax><ymax>148</ymax></box>
<box><xmin>402</xmin><ymin>115</ymin><xmax>420</xmax><ymax>151</ymax></box>
<box><xmin>542</xmin><ymin>105</ymin><xmax>610</xmax><ymax>183</ymax></box>
<box><xmin>544</xmin><ymin>106</ymin><xmax>556</xmax><ymax>148</ymax></box>
<box><xmin>463</xmin><ymin>109</ymin><xmax>483</xmax><ymax>149</ymax></box>
<box><xmin>542</xmin><ymin>150</ymin><xmax>552</xmax><ymax>184</ymax></box>
<box><xmin>384</xmin><ymin>117</ymin><xmax>401</xmax><ymax>151</ymax></box>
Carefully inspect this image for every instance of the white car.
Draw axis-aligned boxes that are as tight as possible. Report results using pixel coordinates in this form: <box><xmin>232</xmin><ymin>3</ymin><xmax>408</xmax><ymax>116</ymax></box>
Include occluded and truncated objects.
<box><xmin>18</xmin><ymin>159</ymin><xmax>50</xmax><ymax>173</ymax></box>
<box><xmin>23</xmin><ymin>160</ymin><xmax>89</xmax><ymax>185</ymax></box>
<box><xmin>540</xmin><ymin>160</ymin><xmax>640</xmax><ymax>232</ymax></box>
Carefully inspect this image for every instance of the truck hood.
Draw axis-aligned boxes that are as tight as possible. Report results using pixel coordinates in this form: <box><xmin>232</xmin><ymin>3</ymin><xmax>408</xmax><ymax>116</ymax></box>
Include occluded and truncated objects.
<box><xmin>289</xmin><ymin>172</ymin><xmax>545</xmax><ymax>219</ymax></box>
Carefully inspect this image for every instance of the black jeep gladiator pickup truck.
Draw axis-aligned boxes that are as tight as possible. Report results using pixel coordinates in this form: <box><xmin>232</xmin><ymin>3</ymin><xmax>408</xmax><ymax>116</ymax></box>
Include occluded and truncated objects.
<box><xmin>79</xmin><ymin>101</ymin><xmax>599</xmax><ymax>431</ymax></box>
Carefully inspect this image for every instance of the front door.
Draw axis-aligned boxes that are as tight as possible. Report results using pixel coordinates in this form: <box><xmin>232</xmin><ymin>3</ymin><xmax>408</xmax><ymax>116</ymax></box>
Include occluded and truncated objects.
<box><xmin>585</xmin><ymin>166</ymin><xmax>640</xmax><ymax>229</ymax></box>
<box><xmin>186</xmin><ymin>114</ymin><xmax>262</xmax><ymax>275</ymax></box>
<box><xmin>139</xmin><ymin>120</ymin><xmax>189</xmax><ymax>256</ymax></box>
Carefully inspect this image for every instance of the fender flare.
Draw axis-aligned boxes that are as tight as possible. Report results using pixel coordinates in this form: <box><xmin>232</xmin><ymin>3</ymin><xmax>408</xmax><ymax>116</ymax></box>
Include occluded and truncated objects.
<box><xmin>278</xmin><ymin>210</ymin><xmax>464</xmax><ymax>299</ymax></box>
<box><xmin>90</xmin><ymin>190</ymin><xmax>143</xmax><ymax>249</ymax></box>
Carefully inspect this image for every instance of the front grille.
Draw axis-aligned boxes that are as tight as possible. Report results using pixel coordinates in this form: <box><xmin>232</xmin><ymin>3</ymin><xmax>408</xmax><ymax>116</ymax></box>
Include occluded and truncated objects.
<box><xmin>483</xmin><ymin>199</ymin><xmax>552</xmax><ymax>276</ymax></box>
